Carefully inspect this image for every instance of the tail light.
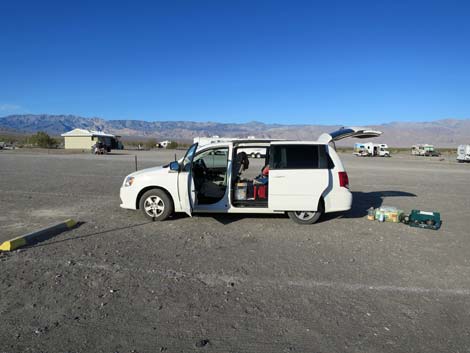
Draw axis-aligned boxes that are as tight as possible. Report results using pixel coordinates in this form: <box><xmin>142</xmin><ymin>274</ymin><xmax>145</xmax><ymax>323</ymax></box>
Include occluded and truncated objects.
<box><xmin>338</xmin><ymin>171</ymin><xmax>349</xmax><ymax>188</ymax></box>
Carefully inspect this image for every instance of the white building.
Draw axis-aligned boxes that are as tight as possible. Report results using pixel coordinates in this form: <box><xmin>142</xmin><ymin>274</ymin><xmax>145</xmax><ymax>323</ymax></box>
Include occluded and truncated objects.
<box><xmin>61</xmin><ymin>128</ymin><xmax>122</xmax><ymax>150</ymax></box>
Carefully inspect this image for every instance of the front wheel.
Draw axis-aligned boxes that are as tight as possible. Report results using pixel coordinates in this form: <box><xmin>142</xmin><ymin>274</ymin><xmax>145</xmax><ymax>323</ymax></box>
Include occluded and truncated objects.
<box><xmin>287</xmin><ymin>201</ymin><xmax>323</xmax><ymax>224</ymax></box>
<box><xmin>139</xmin><ymin>189</ymin><xmax>174</xmax><ymax>221</ymax></box>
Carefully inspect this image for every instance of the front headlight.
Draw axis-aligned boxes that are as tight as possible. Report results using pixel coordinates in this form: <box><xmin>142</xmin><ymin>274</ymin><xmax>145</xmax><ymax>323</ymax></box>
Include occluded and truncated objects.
<box><xmin>124</xmin><ymin>176</ymin><xmax>135</xmax><ymax>187</ymax></box>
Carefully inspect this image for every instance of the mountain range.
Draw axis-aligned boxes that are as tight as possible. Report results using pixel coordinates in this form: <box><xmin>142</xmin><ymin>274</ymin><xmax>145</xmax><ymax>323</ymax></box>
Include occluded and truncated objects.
<box><xmin>1</xmin><ymin>114</ymin><xmax>469</xmax><ymax>147</ymax></box>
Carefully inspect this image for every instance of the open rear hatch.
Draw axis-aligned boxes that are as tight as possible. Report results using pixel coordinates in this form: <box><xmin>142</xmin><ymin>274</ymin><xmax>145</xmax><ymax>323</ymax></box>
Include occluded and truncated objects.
<box><xmin>317</xmin><ymin>127</ymin><xmax>382</xmax><ymax>143</ymax></box>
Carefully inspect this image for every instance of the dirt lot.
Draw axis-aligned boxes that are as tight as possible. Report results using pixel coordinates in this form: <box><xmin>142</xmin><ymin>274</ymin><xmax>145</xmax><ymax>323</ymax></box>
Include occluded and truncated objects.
<box><xmin>1</xmin><ymin>149</ymin><xmax>469</xmax><ymax>353</ymax></box>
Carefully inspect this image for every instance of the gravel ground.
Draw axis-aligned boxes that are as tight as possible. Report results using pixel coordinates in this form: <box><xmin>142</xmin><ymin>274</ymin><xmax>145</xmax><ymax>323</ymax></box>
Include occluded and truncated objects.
<box><xmin>0</xmin><ymin>149</ymin><xmax>469</xmax><ymax>353</ymax></box>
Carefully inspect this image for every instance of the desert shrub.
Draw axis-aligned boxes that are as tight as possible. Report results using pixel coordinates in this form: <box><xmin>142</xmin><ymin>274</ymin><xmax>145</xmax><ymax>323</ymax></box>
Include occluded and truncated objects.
<box><xmin>29</xmin><ymin>131</ymin><xmax>57</xmax><ymax>148</ymax></box>
<box><xmin>145</xmin><ymin>138</ymin><xmax>157</xmax><ymax>149</ymax></box>
<box><xmin>166</xmin><ymin>141</ymin><xmax>179</xmax><ymax>149</ymax></box>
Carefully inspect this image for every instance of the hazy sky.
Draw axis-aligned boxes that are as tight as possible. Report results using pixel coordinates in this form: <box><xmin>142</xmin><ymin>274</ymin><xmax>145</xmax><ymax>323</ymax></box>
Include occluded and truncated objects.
<box><xmin>1</xmin><ymin>0</ymin><xmax>469</xmax><ymax>125</ymax></box>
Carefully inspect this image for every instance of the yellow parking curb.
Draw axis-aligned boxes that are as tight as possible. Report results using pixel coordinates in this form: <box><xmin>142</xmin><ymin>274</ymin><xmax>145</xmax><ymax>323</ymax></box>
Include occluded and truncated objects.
<box><xmin>0</xmin><ymin>219</ymin><xmax>76</xmax><ymax>252</ymax></box>
<box><xmin>0</xmin><ymin>237</ymin><xmax>27</xmax><ymax>251</ymax></box>
<box><xmin>65</xmin><ymin>219</ymin><xmax>77</xmax><ymax>228</ymax></box>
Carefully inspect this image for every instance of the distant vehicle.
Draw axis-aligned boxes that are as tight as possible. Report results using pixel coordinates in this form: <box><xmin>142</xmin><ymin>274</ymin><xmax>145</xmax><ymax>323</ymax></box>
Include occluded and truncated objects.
<box><xmin>240</xmin><ymin>147</ymin><xmax>266</xmax><ymax>158</ymax></box>
<box><xmin>425</xmin><ymin>149</ymin><xmax>441</xmax><ymax>157</ymax></box>
<box><xmin>92</xmin><ymin>142</ymin><xmax>108</xmax><ymax>154</ymax></box>
<box><xmin>160</xmin><ymin>140</ymin><xmax>172</xmax><ymax>148</ymax></box>
<box><xmin>411</xmin><ymin>144</ymin><xmax>440</xmax><ymax>157</ymax></box>
<box><xmin>194</xmin><ymin>136</ymin><xmax>233</xmax><ymax>146</ymax></box>
<box><xmin>354</xmin><ymin>142</ymin><xmax>390</xmax><ymax>157</ymax></box>
<box><xmin>120</xmin><ymin>127</ymin><xmax>382</xmax><ymax>224</ymax></box>
<box><xmin>457</xmin><ymin>144</ymin><xmax>470</xmax><ymax>162</ymax></box>
<box><xmin>0</xmin><ymin>142</ymin><xmax>15</xmax><ymax>150</ymax></box>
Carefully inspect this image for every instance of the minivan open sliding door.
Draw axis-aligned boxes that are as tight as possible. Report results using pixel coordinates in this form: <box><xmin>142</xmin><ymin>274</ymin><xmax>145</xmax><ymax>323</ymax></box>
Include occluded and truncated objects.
<box><xmin>178</xmin><ymin>143</ymin><xmax>198</xmax><ymax>217</ymax></box>
<box><xmin>268</xmin><ymin>143</ymin><xmax>329</xmax><ymax>211</ymax></box>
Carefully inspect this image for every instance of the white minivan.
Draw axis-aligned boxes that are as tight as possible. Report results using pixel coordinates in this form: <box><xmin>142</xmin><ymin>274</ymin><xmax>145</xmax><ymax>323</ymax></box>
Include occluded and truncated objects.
<box><xmin>120</xmin><ymin>127</ymin><xmax>381</xmax><ymax>224</ymax></box>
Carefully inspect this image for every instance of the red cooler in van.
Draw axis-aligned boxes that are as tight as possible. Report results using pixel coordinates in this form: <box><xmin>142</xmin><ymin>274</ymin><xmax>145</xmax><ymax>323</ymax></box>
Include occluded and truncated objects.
<box><xmin>254</xmin><ymin>184</ymin><xmax>267</xmax><ymax>200</ymax></box>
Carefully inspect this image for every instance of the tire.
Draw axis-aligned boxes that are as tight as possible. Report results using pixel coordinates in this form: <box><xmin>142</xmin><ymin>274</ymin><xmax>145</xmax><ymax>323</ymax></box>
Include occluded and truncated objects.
<box><xmin>256</xmin><ymin>153</ymin><xmax>261</xmax><ymax>158</ymax></box>
<box><xmin>287</xmin><ymin>200</ymin><xmax>324</xmax><ymax>225</ymax></box>
<box><xmin>250</xmin><ymin>153</ymin><xmax>255</xmax><ymax>158</ymax></box>
<box><xmin>139</xmin><ymin>189</ymin><xmax>174</xmax><ymax>221</ymax></box>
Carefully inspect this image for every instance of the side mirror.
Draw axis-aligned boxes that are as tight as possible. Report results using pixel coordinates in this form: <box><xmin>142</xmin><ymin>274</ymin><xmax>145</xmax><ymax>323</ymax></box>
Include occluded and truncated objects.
<box><xmin>169</xmin><ymin>161</ymin><xmax>180</xmax><ymax>172</ymax></box>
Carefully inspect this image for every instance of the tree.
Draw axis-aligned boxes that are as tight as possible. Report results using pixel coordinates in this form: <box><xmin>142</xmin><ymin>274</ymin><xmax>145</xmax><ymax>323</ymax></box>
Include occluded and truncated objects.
<box><xmin>144</xmin><ymin>138</ymin><xmax>157</xmax><ymax>150</ymax></box>
<box><xmin>166</xmin><ymin>141</ymin><xmax>179</xmax><ymax>149</ymax></box>
<box><xmin>29</xmin><ymin>131</ymin><xmax>57</xmax><ymax>148</ymax></box>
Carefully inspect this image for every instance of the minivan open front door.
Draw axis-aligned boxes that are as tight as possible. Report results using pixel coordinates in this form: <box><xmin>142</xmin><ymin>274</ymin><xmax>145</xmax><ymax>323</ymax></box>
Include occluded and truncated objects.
<box><xmin>177</xmin><ymin>143</ymin><xmax>198</xmax><ymax>217</ymax></box>
<box><xmin>317</xmin><ymin>127</ymin><xmax>382</xmax><ymax>144</ymax></box>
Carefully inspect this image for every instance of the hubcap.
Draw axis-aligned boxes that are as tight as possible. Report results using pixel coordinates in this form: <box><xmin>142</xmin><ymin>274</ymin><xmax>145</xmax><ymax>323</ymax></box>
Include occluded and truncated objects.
<box><xmin>294</xmin><ymin>211</ymin><xmax>316</xmax><ymax>221</ymax></box>
<box><xmin>144</xmin><ymin>195</ymin><xmax>165</xmax><ymax>217</ymax></box>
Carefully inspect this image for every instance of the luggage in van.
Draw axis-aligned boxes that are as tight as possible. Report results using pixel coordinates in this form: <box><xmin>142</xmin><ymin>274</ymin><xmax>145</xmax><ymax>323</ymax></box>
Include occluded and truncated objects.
<box><xmin>234</xmin><ymin>182</ymin><xmax>248</xmax><ymax>200</ymax></box>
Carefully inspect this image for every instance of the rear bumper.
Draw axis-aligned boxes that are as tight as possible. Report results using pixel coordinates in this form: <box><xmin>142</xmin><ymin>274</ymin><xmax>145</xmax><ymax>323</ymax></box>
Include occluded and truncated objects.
<box><xmin>324</xmin><ymin>188</ymin><xmax>352</xmax><ymax>213</ymax></box>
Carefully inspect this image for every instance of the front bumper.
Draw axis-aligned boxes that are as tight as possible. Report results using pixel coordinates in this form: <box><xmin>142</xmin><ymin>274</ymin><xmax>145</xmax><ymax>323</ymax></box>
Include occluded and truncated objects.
<box><xmin>120</xmin><ymin>186</ymin><xmax>138</xmax><ymax>210</ymax></box>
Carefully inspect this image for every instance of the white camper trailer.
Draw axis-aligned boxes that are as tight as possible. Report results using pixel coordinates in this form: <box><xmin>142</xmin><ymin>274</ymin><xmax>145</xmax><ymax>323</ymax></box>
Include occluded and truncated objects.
<box><xmin>411</xmin><ymin>144</ymin><xmax>440</xmax><ymax>156</ymax></box>
<box><xmin>193</xmin><ymin>136</ymin><xmax>234</xmax><ymax>146</ymax></box>
<box><xmin>457</xmin><ymin>145</ymin><xmax>470</xmax><ymax>162</ymax></box>
<box><xmin>194</xmin><ymin>136</ymin><xmax>264</xmax><ymax>157</ymax></box>
<box><xmin>354</xmin><ymin>143</ymin><xmax>390</xmax><ymax>157</ymax></box>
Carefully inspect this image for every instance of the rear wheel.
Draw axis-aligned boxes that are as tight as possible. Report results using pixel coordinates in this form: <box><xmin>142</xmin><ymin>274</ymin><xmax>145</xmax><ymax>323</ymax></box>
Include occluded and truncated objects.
<box><xmin>139</xmin><ymin>189</ymin><xmax>173</xmax><ymax>221</ymax></box>
<box><xmin>287</xmin><ymin>201</ymin><xmax>324</xmax><ymax>224</ymax></box>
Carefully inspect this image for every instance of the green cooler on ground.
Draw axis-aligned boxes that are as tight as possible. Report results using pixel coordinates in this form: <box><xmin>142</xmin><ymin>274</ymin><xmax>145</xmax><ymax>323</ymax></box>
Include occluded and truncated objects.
<box><xmin>406</xmin><ymin>209</ymin><xmax>442</xmax><ymax>230</ymax></box>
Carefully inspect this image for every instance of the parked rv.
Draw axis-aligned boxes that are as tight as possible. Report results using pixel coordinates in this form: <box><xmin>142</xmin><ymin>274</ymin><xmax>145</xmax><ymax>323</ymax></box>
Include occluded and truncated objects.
<box><xmin>457</xmin><ymin>145</ymin><xmax>470</xmax><ymax>162</ymax></box>
<box><xmin>194</xmin><ymin>136</ymin><xmax>258</xmax><ymax>147</ymax></box>
<box><xmin>411</xmin><ymin>144</ymin><xmax>440</xmax><ymax>157</ymax></box>
<box><xmin>120</xmin><ymin>127</ymin><xmax>382</xmax><ymax>224</ymax></box>
<box><xmin>354</xmin><ymin>142</ymin><xmax>390</xmax><ymax>157</ymax></box>
<box><xmin>194</xmin><ymin>136</ymin><xmax>264</xmax><ymax>158</ymax></box>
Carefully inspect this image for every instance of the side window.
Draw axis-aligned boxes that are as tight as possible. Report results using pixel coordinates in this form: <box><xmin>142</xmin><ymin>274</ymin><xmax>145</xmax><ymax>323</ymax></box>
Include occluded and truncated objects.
<box><xmin>318</xmin><ymin>145</ymin><xmax>329</xmax><ymax>169</ymax></box>
<box><xmin>193</xmin><ymin>148</ymin><xmax>228</xmax><ymax>169</ymax></box>
<box><xmin>270</xmin><ymin>145</ymin><xmax>331</xmax><ymax>169</ymax></box>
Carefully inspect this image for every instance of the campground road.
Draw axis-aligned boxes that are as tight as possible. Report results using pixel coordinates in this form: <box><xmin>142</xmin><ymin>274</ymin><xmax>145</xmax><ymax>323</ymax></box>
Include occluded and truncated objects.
<box><xmin>0</xmin><ymin>150</ymin><xmax>469</xmax><ymax>352</ymax></box>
